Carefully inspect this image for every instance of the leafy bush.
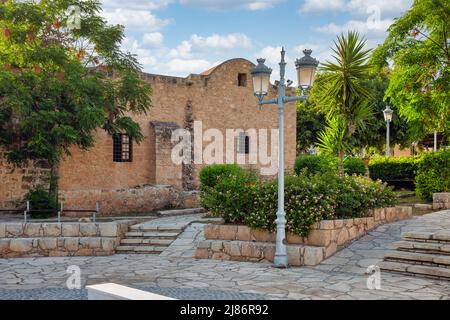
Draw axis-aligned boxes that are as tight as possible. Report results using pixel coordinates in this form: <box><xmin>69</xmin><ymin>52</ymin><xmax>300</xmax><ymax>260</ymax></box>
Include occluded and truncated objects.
<box><xmin>200</xmin><ymin>167</ymin><xmax>258</xmax><ymax>222</ymax></box>
<box><xmin>294</xmin><ymin>154</ymin><xmax>337</xmax><ymax>175</ymax></box>
<box><xmin>330</xmin><ymin>175</ymin><xmax>395</xmax><ymax>218</ymax></box>
<box><xmin>199</xmin><ymin>164</ymin><xmax>245</xmax><ymax>189</ymax></box>
<box><xmin>415</xmin><ymin>150</ymin><xmax>450</xmax><ymax>201</ymax></box>
<box><xmin>24</xmin><ymin>186</ymin><xmax>57</xmax><ymax>218</ymax></box>
<box><xmin>201</xmin><ymin>165</ymin><xmax>396</xmax><ymax>236</ymax></box>
<box><xmin>369</xmin><ymin>156</ymin><xmax>418</xmax><ymax>181</ymax></box>
<box><xmin>344</xmin><ymin>157</ymin><xmax>366</xmax><ymax>176</ymax></box>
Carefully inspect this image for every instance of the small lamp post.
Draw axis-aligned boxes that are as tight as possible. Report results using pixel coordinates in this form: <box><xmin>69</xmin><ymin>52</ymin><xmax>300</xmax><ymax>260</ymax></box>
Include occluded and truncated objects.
<box><xmin>251</xmin><ymin>48</ymin><xmax>319</xmax><ymax>268</ymax></box>
<box><xmin>383</xmin><ymin>106</ymin><xmax>394</xmax><ymax>157</ymax></box>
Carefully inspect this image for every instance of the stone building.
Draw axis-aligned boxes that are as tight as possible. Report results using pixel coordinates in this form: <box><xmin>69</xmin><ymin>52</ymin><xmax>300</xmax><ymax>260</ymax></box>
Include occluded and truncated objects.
<box><xmin>0</xmin><ymin>58</ymin><xmax>297</xmax><ymax>214</ymax></box>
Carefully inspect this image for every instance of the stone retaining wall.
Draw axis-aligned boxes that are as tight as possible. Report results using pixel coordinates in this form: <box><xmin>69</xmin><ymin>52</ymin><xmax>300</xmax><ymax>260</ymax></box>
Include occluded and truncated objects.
<box><xmin>59</xmin><ymin>186</ymin><xmax>200</xmax><ymax>215</ymax></box>
<box><xmin>196</xmin><ymin>206</ymin><xmax>413</xmax><ymax>266</ymax></box>
<box><xmin>0</xmin><ymin>221</ymin><xmax>134</xmax><ymax>258</ymax></box>
<box><xmin>433</xmin><ymin>193</ymin><xmax>450</xmax><ymax>210</ymax></box>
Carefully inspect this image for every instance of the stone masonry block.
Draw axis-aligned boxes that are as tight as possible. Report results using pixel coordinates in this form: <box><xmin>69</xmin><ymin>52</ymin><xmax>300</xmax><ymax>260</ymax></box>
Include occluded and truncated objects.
<box><xmin>219</xmin><ymin>225</ymin><xmax>237</xmax><ymax>241</ymax></box>
<box><xmin>303</xmin><ymin>246</ymin><xmax>324</xmax><ymax>266</ymax></box>
<box><xmin>38</xmin><ymin>238</ymin><xmax>57</xmax><ymax>250</ymax></box>
<box><xmin>24</xmin><ymin>224</ymin><xmax>42</xmax><ymax>237</ymax></box>
<box><xmin>9</xmin><ymin>238</ymin><xmax>33</xmax><ymax>253</ymax></box>
<box><xmin>6</xmin><ymin>224</ymin><xmax>24</xmax><ymax>237</ymax></box>
<box><xmin>79</xmin><ymin>224</ymin><xmax>99</xmax><ymax>237</ymax></box>
<box><xmin>42</xmin><ymin>223</ymin><xmax>61</xmax><ymax>237</ymax></box>
<box><xmin>99</xmin><ymin>223</ymin><xmax>118</xmax><ymax>237</ymax></box>
<box><xmin>62</xmin><ymin>223</ymin><xmax>80</xmax><ymax>237</ymax></box>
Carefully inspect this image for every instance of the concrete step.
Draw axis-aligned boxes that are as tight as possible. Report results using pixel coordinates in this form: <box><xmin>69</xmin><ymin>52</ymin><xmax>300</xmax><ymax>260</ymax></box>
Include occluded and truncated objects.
<box><xmin>384</xmin><ymin>251</ymin><xmax>450</xmax><ymax>268</ymax></box>
<box><xmin>120</xmin><ymin>238</ymin><xmax>173</xmax><ymax>246</ymax></box>
<box><xmin>116</xmin><ymin>245</ymin><xmax>166</xmax><ymax>254</ymax></box>
<box><xmin>125</xmin><ymin>231</ymin><xmax>180</xmax><ymax>239</ymax></box>
<box><xmin>403</xmin><ymin>231</ymin><xmax>450</xmax><ymax>243</ymax></box>
<box><xmin>379</xmin><ymin>261</ymin><xmax>450</xmax><ymax>280</ymax></box>
<box><xmin>393</xmin><ymin>240</ymin><xmax>450</xmax><ymax>255</ymax></box>
<box><xmin>157</xmin><ymin>208</ymin><xmax>206</xmax><ymax>217</ymax></box>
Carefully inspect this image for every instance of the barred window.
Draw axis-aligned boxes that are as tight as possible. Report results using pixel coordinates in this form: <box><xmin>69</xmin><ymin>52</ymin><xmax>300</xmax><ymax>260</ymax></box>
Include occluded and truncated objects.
<box><xmin>238</xmin><ymin>73</ymin><xmax>247</xmax><ymax>87</ymax></box>
<box><xmin>113</xmin><ymin>134</ymin><xmax>132</xmax><ymax>162</ymax></box>
<box><xmin>238</xmin><ymin>132</ymin><xmax>250</xmax><ymax>154</ymax></box>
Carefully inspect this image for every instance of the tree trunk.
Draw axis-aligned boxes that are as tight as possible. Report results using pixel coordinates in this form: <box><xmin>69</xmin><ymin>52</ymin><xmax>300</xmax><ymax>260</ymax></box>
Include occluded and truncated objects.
<box><xmin>49</xmin><ymin>162</ymin><xmax>59</xmax><ymax>205</ymax></box>
<box><xmin>338</xmin><ymin>150</ymin><xmax>345</xmax><ymax>175</ymax></box>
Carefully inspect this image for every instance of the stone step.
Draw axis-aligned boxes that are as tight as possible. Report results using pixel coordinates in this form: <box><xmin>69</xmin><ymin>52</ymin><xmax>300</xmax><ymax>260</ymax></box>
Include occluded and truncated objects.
<box><xmin>125</xmin><ymin>231</ymin><xmax>180</xmax><ymax>239</ymax></box>
<box><xmin>116</xmin><ymin>245</ymin><xmax>166</xmax><ymax>254</ymax></box>
<box><xmin>120</xmin><ymin>238</ymin><xmax>173</xmax><ymax>246</ymax></box>
<box><xmin>384</xmin><ymin>251</ymin><xmax>450</xmax><ymax>268</ymax></box>
<box><xmin>157</xmin><ymin>208</ymin><xmax>206</xmax><ymax>217</ymax></box>
<box><xmin>129</xmin><ymin>225</ymin><xmax>183</xmax><ymax>233</ymax></box>
<box><xmin>403</xmin><ymin>231</ymin><xmax>450</xmax><ymax>243</ymax></box>
<box><xmin>379</xmin><ymin>261</ymin><xmax>450</xmax><ymax>280</ymax></box>
<box><xmin>393</xmin><ymin>240</ymin><xmax>450</xmax><ymax>255</ymax></box>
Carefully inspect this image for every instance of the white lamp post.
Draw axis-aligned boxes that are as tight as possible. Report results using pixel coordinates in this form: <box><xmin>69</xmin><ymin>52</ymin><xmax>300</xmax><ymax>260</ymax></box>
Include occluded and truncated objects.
<box><xmin>251</xmin><ymin>48</ymin><xmax>318</xmax><ymax>268</ymax></box>
<box><xmin>383</xmin><ymin>106</ymin><xmax>394</xmax><ymax>157</ymax></box>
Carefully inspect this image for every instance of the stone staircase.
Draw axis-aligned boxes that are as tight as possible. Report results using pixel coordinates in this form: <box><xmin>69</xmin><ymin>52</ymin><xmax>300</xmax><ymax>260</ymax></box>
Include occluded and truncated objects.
<box><xmin>379</xmin><ymin>231</ymin><xmax>450</xmax><ymax>280</ymax></box>
<box><xmin>116</xmin><ymin>225</ymin><xmax>184</xmax><ymax>254</ymax></box>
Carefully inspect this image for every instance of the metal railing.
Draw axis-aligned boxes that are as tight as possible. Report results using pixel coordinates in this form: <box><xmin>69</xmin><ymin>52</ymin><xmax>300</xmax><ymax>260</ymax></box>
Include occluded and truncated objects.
<box><xmin>0</xmin><ymin>202</ymin><xmax>100</xmax><ymax>223</ymax></box>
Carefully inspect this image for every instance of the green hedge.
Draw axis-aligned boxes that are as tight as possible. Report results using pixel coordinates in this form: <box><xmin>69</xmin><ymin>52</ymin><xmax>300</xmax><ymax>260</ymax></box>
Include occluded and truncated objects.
<box><xmin>344</xmin><ymin>157</ymin><xmax>366</xmax><ymax>176</ymax></box>
<box><xmin>294</xmin><ymin>154</ymin><xmax>337</xmax><ymax>175</ymax></box>
<box><xmin>201</xmin><ymin>167</ymin><xmax>395</xmax><ymax>237</ymax></box>
<box><xmin>369</xmin><ymin>156</ymin><xmax>419</xmax><ymax>181</ymax></box>
<box><xmin>415</xmin><ymin>150</ymin><xmax>450</xmax><ymax>201</ymax></box>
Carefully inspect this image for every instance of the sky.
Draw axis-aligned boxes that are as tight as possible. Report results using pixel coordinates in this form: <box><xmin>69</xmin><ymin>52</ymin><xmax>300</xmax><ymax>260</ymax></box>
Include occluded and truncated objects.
<box><xmin>100</xmin><ymin>0</ymin><xmax>413</xmax><ymax>83</ymax></box>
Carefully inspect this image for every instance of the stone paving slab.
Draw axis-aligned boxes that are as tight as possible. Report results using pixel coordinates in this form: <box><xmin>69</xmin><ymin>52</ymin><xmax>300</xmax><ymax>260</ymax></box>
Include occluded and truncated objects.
<box><xmin>0</xmin><ymin>210</ymin><xmax>450</xmax><ymax>300</ymax></box>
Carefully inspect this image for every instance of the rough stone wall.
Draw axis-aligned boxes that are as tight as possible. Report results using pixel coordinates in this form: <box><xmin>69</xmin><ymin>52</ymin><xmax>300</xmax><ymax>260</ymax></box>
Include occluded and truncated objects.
<box><xmin>0</xmin><ymin>148</ymin><xmax>51</xmax><ymax>209</ymax></box>
<box><xmin>53</xmin><ymin>58</ymin><xmax>297</xmax><ymax>214</ymax></box>
<box><xmin>0</xmin><ymin>221</ymin><xmax>133</xmax><ymax>258</ymax></box>
<box><xmin>196</xmin><ymin>206</ymin><xmax>413</xmax><ymax>266</ymax></box>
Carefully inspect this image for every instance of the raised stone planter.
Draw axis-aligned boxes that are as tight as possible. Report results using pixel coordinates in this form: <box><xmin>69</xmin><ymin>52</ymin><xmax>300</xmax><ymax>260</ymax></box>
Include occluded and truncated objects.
<box><xmin>195</xmin><ymin>206</ymin><xmax>412</xmax><ymax>266</ymax></box>
<box><xmin>0</xmin><ymin>221</ymin><xmax>134</xmax><ymax>258</ymax></box>
<box><xmin>433</xmin><ymin>193</ymin><xmax>450</xmax><ymax>210</ymax></box>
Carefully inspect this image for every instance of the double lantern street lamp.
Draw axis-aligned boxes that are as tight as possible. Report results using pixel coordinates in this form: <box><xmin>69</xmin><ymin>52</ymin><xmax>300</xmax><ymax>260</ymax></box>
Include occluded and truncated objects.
<box><xmin>383</xmin><ymin>106</ymin><xmax>394</xmax><ymax>157</ymax></box>
<box><xmin>251</xmin><ymin>48</ymin><xmax>319</xmax><ymax>268</ymax></box>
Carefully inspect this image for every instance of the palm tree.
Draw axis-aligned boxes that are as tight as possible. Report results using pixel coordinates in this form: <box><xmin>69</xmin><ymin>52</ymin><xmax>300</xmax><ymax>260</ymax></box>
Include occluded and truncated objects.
<box><xmin>317</xmin><ymin>31</ymin><xmax>374</xmax><ymax>160</ymax></box>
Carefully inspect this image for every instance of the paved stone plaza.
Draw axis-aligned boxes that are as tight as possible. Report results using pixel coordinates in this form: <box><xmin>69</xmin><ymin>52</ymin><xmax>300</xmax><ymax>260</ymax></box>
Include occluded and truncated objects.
<box><xmin>0</xmin><ymin>210</ymin><xmax>449</xmax><ymax>300</ymax></box>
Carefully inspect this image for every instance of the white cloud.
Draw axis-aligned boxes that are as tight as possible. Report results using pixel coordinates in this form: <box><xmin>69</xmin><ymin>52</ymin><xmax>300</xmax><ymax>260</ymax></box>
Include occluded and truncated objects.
<box><xmin>101</xmin><ymin>8</ymin><xmax>172</xmax><ymax>31</ymax></box>
<box><xmin>190</xmin><ymin>33</ymin><xmax>252</xmax><ymax>49</ymax></box>
<box><xmin>315</xmin><ymin>19</ymin><xmax>393</xmax><ymax>38</ymax></box>
<box><xmin>179</xmin><ymin>0</ymin><xmax>285</xmax><ymax>11</ymax></box>
<box><xmin>121</xmin><ymin>37</ymin><xmax>157</xmax><ymax>69</ymax></box>
<box><xmin>300</xmin><ymin>0</ymin><xmax>412</xmax><ymax>17</ymax></box>
<box><xmin>143</xmin><ymin>32</ymin><xmax>164</xmax><ymax>47</ymax></box>
<box><xmin>300</xmin><ymin>0</ymin><xmax>346</xmax><ymax>14</ymax></box>
<box><xmin>169</xmin><ymin>33</ymin><xmax>252</xmax><ymax>58</ymax></box>
<box><xmin>102</xmin><ymin>0</ymin><xmax>173</xmax><ymax>10</ymax></box>
<box><xmin>166</xmin><ymin>59</ymin><xmax>213</xmax><ymax>74</ymax></box>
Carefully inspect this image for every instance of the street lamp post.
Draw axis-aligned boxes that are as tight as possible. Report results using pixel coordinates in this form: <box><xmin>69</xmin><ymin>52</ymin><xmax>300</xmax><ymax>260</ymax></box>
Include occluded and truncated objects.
<box><xmin>383</xmin><ymin>106</ymin><xmax>394</xmax><ymax>157</ymax></box>
<box><xmin>251</xmin><ymin>48</ymin><xmax>319</xmax><ymax>268</ymax></box>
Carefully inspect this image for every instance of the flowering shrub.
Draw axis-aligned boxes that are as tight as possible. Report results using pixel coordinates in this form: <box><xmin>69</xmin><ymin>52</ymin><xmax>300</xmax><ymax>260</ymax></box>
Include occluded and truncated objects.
<box><xmin>200</xmin><ymin>165</ymin><xmax>396</xmax><ymax>237</ymax></box>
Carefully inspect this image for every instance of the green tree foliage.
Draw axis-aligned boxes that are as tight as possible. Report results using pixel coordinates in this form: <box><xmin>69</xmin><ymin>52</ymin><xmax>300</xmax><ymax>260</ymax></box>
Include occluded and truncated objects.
<box><xmin>296</xmin><ymin>101</ymin><xmax>325</xmax><ymax>154</ymax></box>
<box><xmin>372</xmin><ymin>0</ymin><xmax>450</xmax><ymax>140</ymax></box>
<box><xmin>0</xmin><ymin>0</ymin><xmax>152</xmax><ymax>195</ymax></box>
<box><xmin>313</xmin><ymin>32</ymin><xmax>373</xmax><ymax>159</ymax></box>
<box><xmin>353</xmin><ymin>73</ymin><xmax>411</xmax><ymax>151</ymax></box>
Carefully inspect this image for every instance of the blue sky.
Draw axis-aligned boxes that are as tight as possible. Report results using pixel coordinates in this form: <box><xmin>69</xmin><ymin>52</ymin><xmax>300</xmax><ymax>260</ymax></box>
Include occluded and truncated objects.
<box><xmin>100</xmin><ymin>0</ymin><xmax>413</xmax><ymax>83</ymax></box>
